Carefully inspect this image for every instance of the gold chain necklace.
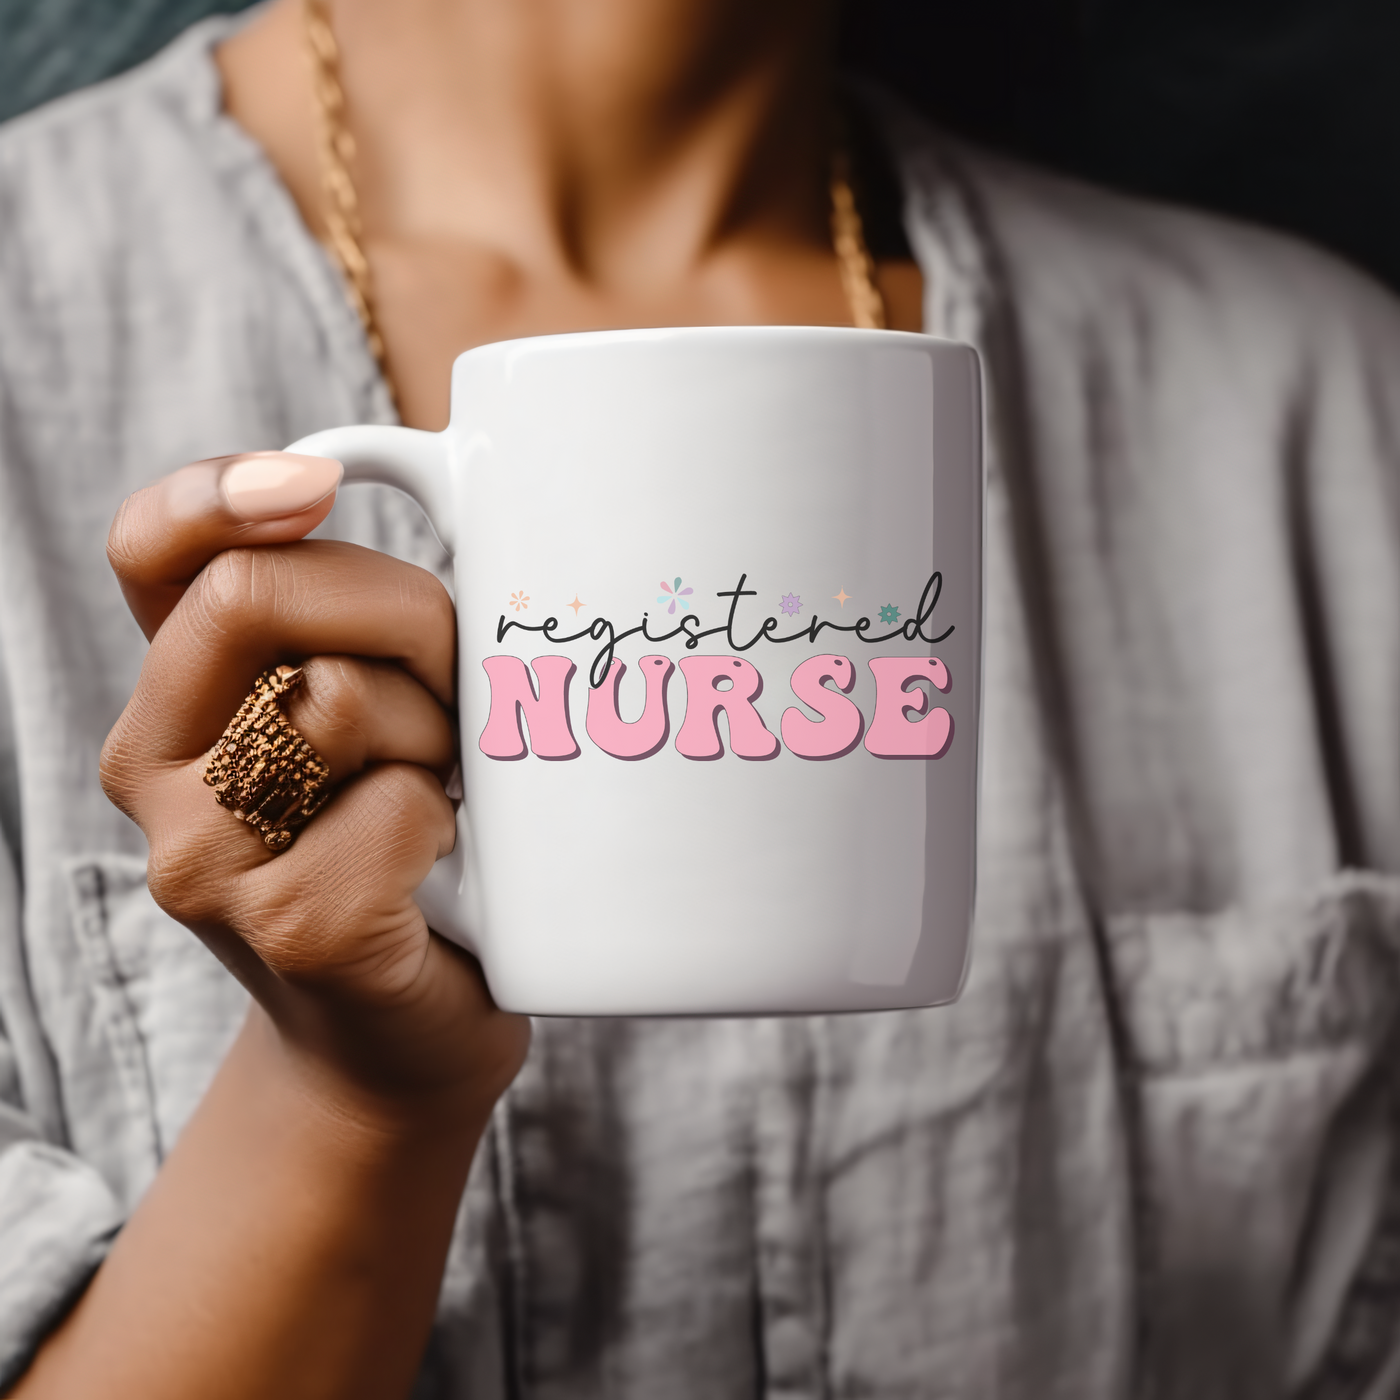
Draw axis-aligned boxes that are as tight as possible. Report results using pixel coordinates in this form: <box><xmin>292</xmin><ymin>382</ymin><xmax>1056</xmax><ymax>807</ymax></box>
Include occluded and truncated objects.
<box><xmin>304</xmin><ymin>0</ymin><xmax>888</xmax><ymax>411</ymax></box>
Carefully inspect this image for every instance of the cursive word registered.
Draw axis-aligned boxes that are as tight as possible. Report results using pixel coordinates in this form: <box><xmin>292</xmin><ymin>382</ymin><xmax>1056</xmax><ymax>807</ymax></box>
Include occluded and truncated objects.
<box><xmin>497</xmin><ymin>572</ymin><xmax>954</xmax><ymax>688</ymax></box>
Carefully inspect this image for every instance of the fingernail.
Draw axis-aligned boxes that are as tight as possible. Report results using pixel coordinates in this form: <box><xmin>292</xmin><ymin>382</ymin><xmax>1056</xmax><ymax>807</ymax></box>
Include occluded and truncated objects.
<box><xmin>219</xmin><ymin>452</ymin><xmax>343</xmax><ymax>521</ymax></box>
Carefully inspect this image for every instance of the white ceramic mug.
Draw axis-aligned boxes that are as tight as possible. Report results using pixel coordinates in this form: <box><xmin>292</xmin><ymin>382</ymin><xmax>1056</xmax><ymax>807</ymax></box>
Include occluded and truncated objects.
<box><xmin>288</xmin><ymin>325</ymin><xmax>982</xmax><ymax>1016</ymax></box>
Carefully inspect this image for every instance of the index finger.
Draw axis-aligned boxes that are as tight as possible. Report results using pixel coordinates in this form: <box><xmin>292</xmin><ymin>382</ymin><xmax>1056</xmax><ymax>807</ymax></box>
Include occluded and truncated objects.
<box><xmin>109</xmin><ymin>452</ymin><xmax>344</xmax><ymax>639</ymax></box>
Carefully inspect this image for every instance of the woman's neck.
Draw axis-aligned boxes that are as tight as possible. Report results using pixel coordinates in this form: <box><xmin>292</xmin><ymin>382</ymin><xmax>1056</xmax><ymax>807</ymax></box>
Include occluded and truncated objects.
<box><xmin>220</xmin><ymin>0</ymin><xmax>920</xmax><ymax>428</ymax></box>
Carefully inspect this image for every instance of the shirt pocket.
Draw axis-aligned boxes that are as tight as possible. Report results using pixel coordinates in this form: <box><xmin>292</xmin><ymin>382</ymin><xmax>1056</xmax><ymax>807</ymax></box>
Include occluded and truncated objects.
<box><xmin>1105</xmin><ymin>870</ymin><xmax>1400</xmax><ymax>1400</ymax></box>
<box><xmin>62</xmin><ymin>854</ymin><xmax>248</xmax><ymax>1209</ymax></box>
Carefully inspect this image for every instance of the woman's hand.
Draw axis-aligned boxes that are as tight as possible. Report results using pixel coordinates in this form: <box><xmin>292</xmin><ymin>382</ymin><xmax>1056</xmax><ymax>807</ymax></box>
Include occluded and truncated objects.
<box><xmin>16</xmin><ymin>452</ymin><xmax>529</xmax><ymax>1400</ymax></box>
<box><xmin>100</xmin><ymin>450</ymin><xmax>529</xmax><ymax>1118</ymax></box>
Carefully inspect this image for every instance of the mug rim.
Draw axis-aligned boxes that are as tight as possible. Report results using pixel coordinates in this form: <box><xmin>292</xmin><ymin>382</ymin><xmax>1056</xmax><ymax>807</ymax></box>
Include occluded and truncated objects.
<box><xmin>451</xmin><ymin>322</ymin><xmax>966</xmax><ymax>372</ymax></box>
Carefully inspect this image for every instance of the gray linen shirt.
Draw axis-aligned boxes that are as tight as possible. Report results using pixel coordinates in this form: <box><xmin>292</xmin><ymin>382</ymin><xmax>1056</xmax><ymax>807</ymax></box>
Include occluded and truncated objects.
<box><xmin>1</xmin><ymin>17</ymin><xmax>1399</xmax><ymax>1400</ymax></box>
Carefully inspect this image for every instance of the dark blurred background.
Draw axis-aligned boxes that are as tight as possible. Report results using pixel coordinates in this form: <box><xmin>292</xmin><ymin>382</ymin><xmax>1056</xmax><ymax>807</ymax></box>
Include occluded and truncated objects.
<box><xmin>4</xmin><ymin>0</ymin><xmax>1398</xmax><ymax>292</ymax></box>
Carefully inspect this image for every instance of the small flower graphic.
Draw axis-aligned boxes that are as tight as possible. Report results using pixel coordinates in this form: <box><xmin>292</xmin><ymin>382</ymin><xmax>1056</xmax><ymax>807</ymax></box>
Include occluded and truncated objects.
<box><xmin>509</xmin><ymin>591</ymin><xmax>530</xmax><ymax>612</ymax></box>
<box><xmin>779</xmin><ymin>592</ymin><xmax>802</xmax><ymax>617</ymax></box>
<box><xmin>658</xmin><ymin>577</ymin><xmax>694</xmax><ymax>614</ymax></box>
<box><xmin>879</xmin><ymin>603</ymin><xmax>901</xmax><ymax>625</ymax></box>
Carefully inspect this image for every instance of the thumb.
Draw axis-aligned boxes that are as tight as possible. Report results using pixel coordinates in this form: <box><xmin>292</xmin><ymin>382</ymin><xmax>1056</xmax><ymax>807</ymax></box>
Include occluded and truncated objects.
<box><xmin>108</xmin><ymin>452</ymin><xmax>343</xmax><ymax>640</ymax></box>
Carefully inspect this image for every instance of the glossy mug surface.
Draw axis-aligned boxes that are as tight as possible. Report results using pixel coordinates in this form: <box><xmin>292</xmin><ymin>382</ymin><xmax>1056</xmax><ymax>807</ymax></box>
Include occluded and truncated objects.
<box><xmin>289</xmin><ymin>326</ymin><xmax>983</xmax><ymax>1016</ymax></box>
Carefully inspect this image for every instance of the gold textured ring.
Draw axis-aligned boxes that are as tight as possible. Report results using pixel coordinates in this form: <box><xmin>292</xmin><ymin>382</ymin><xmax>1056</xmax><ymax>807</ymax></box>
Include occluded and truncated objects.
<box><xmin>203</xmin><ymin>665</ymin><xmax>332</xmax><ymax>852</ymax></box>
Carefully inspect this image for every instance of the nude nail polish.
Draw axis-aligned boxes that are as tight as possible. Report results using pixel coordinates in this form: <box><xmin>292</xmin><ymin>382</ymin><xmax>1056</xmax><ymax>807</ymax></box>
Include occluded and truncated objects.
<box><xmin>219</xmin><ymin>452</ymin><xmax>343</xmax><ymax>521</ymax></box>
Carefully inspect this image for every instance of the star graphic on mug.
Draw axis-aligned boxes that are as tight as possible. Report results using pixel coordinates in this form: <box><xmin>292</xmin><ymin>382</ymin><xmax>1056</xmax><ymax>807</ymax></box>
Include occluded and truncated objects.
<box><xmin>658</xmin><ymin>577</ymin><xmax>694</xmax><ymax>614</ymax></box>
<box><xmin>832</xmin><ymin>587</ymin><xmax>851</xmax><ymax>609</ymax></box>
<box><xmin>779</xmin><ymin>592</ymin><xmax>802</xmax><ymax>617</ymax></box>
<box><xmin>879</xmin><ymin>603</ymin><xmax>901</xmax><ymax>625</ymax></box>
<box><xmin>509</xmin><ymin>591</ymin><xmax>530</xmax><ymax>612</ymax></box>
<box><xmin>567</xmin><ymin>594</ymin><xmax>585</xmax><ymax>617</ymax></box>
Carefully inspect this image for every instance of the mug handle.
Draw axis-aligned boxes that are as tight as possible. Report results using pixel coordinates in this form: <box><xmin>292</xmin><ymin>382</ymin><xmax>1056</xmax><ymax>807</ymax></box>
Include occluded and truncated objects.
<box><xmin>282</xmin><ymin>424</ymin><xmax>480</xmax><ymax>955</ymax></box>
<box><xmin>285</xmin><ymin>425</ymin><xmax>455</xmax><ymax>548</ymax></box>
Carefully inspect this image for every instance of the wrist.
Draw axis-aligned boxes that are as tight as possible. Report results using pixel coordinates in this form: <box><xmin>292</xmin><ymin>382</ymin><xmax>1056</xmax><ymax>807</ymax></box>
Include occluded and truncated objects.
<box><xmin>240</xmin><ymin>934</ymin><xmax>529</xmax><ymax>1150</ymax></box>
<box><xmin>242</xmin><ymin>1002</ymin><xmax>496</xmax><ymax>1161</ymax></box>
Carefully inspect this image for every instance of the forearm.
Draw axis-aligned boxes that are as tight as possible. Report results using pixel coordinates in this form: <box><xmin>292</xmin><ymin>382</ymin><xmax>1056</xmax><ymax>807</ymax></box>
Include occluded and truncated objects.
<box><xmin>13</xmin><ymin>1004</ymin><xmax>485</xmax><ymax>1400</ymax></box>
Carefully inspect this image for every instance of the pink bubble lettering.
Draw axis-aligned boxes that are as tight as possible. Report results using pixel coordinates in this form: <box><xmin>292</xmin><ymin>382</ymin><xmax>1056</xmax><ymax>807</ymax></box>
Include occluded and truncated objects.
<box><xmin>585</xmin><ymin>655</ymin><xmax>675</xmax><ymax>760</ymax></box>
<box><xmin>675</xmin><ymin>656</ymin><xmax>780</xmax><ymax>761</ymax></box>
<box><xmin>864</xmin><ymin>656</ymin><xmax>953</xmax><ymax>759</ymax></box>
<box><xmin>478</xmin><ymin>655</ymin><xmax>581</xmax><ymax>760</ymax></box>
<box><xmin>780</xmin><ymin>654</ymin><xmax>865</xmax><ymax>759</ymax></box>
